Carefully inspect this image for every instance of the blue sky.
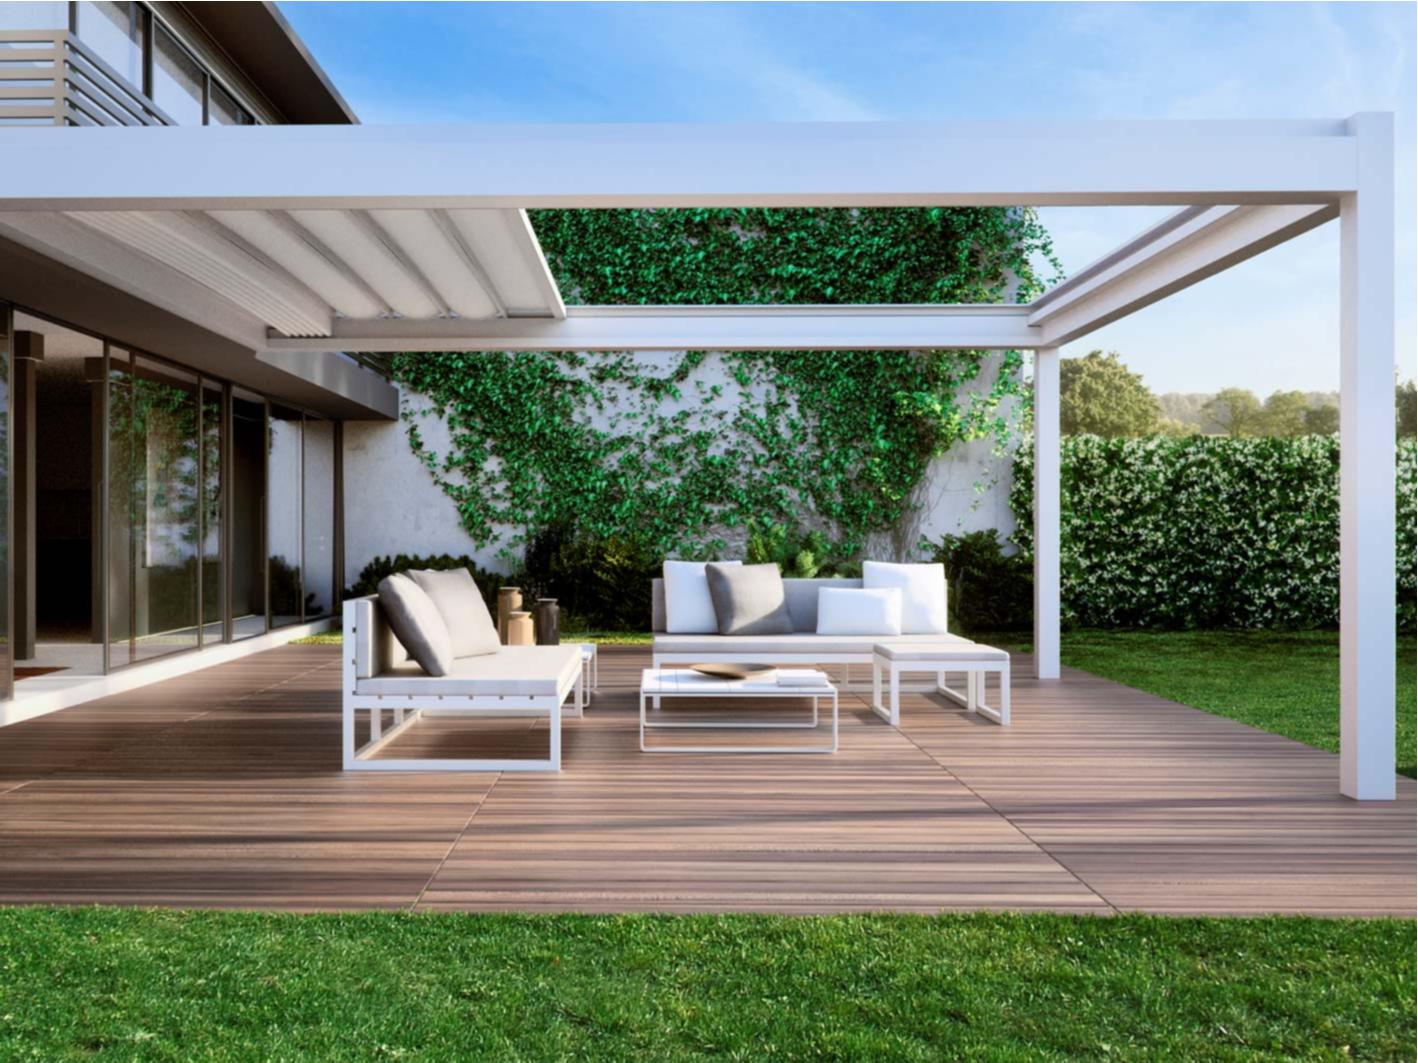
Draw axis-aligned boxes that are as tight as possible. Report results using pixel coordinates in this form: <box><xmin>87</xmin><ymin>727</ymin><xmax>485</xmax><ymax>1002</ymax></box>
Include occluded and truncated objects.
<box><xmin>280</xmin><ymin>1</ymin><xmax>1415</xmax><ymax>396</ymax></box>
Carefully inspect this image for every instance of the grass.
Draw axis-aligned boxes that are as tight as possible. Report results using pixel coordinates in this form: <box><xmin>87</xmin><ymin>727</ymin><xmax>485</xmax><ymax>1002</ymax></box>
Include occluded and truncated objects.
<box><xmin>0</xmin><ymin>908</ymin><xmax>1411</xmax><ymax>1062</ymax></box>
<box><xmin>1055</xmin><ymin>630</ymin><xmax>1417</xmax><ymax>779</ymax></box>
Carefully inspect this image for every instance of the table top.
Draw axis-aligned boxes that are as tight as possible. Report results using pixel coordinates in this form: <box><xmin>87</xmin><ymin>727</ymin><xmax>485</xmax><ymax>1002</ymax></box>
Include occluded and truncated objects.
<box><xmin>640</xmin><ymin>668</ymin><xmax>833</xmax><ymax>695</ymax></box>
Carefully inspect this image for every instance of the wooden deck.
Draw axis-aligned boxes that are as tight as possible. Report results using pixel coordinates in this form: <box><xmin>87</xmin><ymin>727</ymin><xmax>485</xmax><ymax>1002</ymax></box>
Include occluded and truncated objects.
<box><xmin>0</xmin><ymin>644</ymin><xmax>1411</xmax><ymax>916</ymax></box>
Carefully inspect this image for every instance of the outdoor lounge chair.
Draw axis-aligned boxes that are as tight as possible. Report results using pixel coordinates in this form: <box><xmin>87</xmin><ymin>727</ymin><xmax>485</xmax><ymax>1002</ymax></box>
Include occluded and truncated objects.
<box><xmin>342</xmin><ymin>594</ymin><xmax>582</xmax><ymax>772</ymax></box>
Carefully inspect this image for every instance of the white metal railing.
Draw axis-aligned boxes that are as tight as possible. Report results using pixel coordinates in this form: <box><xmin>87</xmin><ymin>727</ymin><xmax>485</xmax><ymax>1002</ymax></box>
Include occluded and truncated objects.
<box><xmin>0</xmin><ymin>29</ymin><xmax>174</xmax><ymax>127</ymax></box>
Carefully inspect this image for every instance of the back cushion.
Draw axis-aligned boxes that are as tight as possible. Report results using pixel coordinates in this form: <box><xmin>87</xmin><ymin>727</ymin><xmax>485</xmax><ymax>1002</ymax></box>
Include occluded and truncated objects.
<box><xmin>862</xmin><ymin>561</ymin><xmax>948</xmax><ymax>634</ymax></box>
<box><xmin>378</xmin><ymin>573</ymin><xmax>454</xmax><ymax>676</ymax></box>
<box><xmin>816</xmin><ymin>587</ymin><xmax>903</xmax><ymax>635</ymax></box>
<box><xmin>664</xmin><ymin>559</ymin><xmax>741</xmax><ymax>633</ymax></box>
<box><xmin>408</xmin><ymin>568</ymin><xmax>500</xmax><ymax>658</ymax></box>
<box><xmin>705</xmin><ymin>562</ymin><xmax>795</xmax><ymax>636</ymax></box>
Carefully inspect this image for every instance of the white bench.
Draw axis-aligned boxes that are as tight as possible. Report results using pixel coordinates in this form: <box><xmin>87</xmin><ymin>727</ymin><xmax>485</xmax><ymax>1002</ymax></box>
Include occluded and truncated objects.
<box><xmin>870</xmin><ymin>642</ymin><xmax>1011</xmax><ymax>727</ymax></box>
<box><xmin>343</xmin><ymin>596</ymin><xmax>582</xmax><ymax>772</ymax></box>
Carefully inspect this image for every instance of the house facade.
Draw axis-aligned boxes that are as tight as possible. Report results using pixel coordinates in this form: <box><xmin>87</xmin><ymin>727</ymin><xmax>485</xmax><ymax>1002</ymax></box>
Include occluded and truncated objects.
<box><xmin>0</xmin><ymin>1</ymin><xmax>392</xmax><ymax>717</ymax></box>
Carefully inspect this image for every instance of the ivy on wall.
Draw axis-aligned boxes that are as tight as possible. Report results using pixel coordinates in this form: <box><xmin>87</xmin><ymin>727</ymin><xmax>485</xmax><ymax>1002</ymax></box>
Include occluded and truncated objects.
<box><xmin>395</xmin><ymin>207</ymin><xmax>1059</xmax><ymax>561</ymax></box>
<box><xmin>1010</xmin><ymin>435</ymin><xmax>1418</xmax><ymax>630</ymax></box>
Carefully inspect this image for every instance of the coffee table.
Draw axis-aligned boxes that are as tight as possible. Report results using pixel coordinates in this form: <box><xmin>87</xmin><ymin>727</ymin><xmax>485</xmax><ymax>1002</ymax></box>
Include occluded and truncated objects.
<box><xmin>638</xmin><ymin>668</ymin><xmax>838</xmax><ymax>754</ymax></box>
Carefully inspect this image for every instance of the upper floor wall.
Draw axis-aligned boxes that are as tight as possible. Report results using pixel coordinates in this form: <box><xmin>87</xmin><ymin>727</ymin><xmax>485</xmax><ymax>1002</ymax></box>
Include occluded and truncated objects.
<box><xmin>0</xmin><ymin>1</ymin><xmax>354</xmax><ymax>127</ymax></box>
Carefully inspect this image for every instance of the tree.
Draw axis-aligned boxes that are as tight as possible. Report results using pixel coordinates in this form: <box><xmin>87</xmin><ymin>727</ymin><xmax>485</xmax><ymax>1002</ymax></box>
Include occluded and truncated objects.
<box><xmin>1058</xmin><ymin>350</ymin><xmax>1160</xmax><ymax>437</ymax></box>
<box><xmin>1398</xmin><ymin>378</ymin><xmax>1417</xmax><ymax>438</ymax></box>
<box><xmin>1255</xmin><ymin>390</ymin><xmax>1311</xmax><ymax>437</ymax></box>
<box><xmin>1201</xmin><ymin>387</ymin><xmax>1262</xmax><ymax>437</ymax></box>
<box><xmin>1303</xmin><ymin>404</ymin><xmax>1339</xmax><ymax>435</ymax></box>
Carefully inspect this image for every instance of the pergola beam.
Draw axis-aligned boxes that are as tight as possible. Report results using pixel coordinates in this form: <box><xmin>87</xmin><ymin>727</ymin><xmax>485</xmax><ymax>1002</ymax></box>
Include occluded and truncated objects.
<box><xmin>261</xmin><ymin>305</ymin><xmax>1041</xmax><ymax>353</ymax></box>
<box><xmin>0</xmin><ymin>120</ymin><xmax>1359</xmax><ymax>211</ymax></box>
<box><xmin>1030</xmin><ymin>203</ymin><xmax>1339</xmax><ymax>347</ymax></box>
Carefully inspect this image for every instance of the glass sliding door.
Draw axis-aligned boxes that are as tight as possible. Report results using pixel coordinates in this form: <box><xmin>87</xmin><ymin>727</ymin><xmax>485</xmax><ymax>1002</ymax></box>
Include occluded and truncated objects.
<box><xmin>0</xmin><ymin>303</ymin><xmax>11</xmax><ymax>702</ymax></box>
<box><xmin>107</xmin><ymin>351</ymin><xmax>201</xmax><ymax>668</ymax></box>
<box><xmin>230</xmin><ymin>389</ymin><xmax>266</xmax><ymax>641</ymax></box>
<box><xmin>267</xmin><ymin>404</ymin><xmax>303</xmax><ymax>629</ymax></box>
<box><xmin>302</xmin><ymin>415</ymin><xmax>335</xmax><ymax>621</ymax></box>
<box><xmin>200</xmin><ymin>379</ymin><xmax>223</xmax><ymax>645</ymax></box>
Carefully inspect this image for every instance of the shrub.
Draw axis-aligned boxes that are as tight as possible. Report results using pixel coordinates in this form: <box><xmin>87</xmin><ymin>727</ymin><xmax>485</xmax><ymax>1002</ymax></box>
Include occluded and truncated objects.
<box><xmin>345</xmin><ymin>554</ymin><xmax>507</xmax><ymax>611</ymax></box>
<box><xmin>519</xmin><ymin>527</ymin><xmax>662</xmax><ymax>633</ymax></box>
<box><xmin>926</xmin><ymin>530</ymin><xmax>1033</xmax><ymax>634</ymax></box>
<box><xmin>743</xmin><ymin>519</ymin><xmax>858</xmax><ymax>579</ymax></box>
<box><xmin>1011</xmin><ymin>436</ymin><xmax>1417</xmax><ymax>630</ymax></box>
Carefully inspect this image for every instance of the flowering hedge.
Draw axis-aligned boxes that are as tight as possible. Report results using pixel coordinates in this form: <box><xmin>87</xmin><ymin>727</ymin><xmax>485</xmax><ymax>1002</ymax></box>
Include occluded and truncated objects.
<box><xmin>1010</xmin><ymin>436</ymin><xmax>1417</xmax><ymax>629</ymax></box>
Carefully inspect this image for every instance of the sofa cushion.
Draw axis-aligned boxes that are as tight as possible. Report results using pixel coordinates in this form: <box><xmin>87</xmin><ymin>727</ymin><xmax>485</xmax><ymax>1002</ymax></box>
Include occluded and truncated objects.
<box><xmin>816</xmin><ymin>587</ymin><xmax>902</xmax><ymax>635</ymax></box>
<box><xmin>862</xmin><ymin>561</ymin><xmax>948</xmax><ymax>634</ymax></box>
<box><xmin>378</xmin><ymin>574</ymin><xmax>454</xmax><ymax>676</ymax></box>
<box><xmin>874</xmin><ymin>641</ymin><xmax>1007</xmax><ymax>662</ymax></box>
<box><xmin>408</xmin><ymin>568</ymin><xmax>500</xmax><ymax>658</ymax></box>
<box><xmin>663</xmin><ymin>559</ymin><xmax>742</xmax><ymax>633</ymax></box>
<box><xmin>653</xmin><ymin>632</ymin><xmax>972</xmax><ymax>656</ymax></box>
<box><xmin>356</xmin><ymin>645</ymin><xmax>581</xmax><ymax>697</ymax></box>
<box><xmin>706</xmin><ymin>562</ymin><xmax>794</xmax><ymax>636</ymax></box>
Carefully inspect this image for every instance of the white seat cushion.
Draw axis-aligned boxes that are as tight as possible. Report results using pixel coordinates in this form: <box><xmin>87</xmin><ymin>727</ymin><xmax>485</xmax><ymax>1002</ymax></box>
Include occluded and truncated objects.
<box><xmin>862</xmin><ymin>561</ymin><xmax>948</xmax><ymax>634</ymax></box>
<box><xmin>356</xmin><ymin>645</ymin><xmax>581</xmax><ymax>697</ymax></box>
<box><xmin>664</xmin><ymin>559</ymin><xmax>741</xmax><ymax>633</ymax></box>
<box><xmin>816</xmin><ymin>587</ymin><xmax>902</xmax><ymax>635</ymax></box>
<box><xmin>652</xmin><ymin>632</ymin><xmax>972</xmax><ymax>656</ymax></box>
<box><xmin>874</xmin><ymin>642</ymin><xmax>1008</xmax><ymax>662</ymax></box>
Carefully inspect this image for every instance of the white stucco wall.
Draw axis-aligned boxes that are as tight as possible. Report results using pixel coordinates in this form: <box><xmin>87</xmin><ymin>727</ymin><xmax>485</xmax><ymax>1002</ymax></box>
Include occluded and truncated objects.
<box><xmin>341</xmin><ymin>352</ymin><xmax>1020</xmax><ymax>586</ymax></box>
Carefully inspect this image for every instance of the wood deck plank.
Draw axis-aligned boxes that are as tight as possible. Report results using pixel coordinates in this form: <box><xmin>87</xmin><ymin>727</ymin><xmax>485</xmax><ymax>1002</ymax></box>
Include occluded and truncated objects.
<box><xmin>0</xmin><ymin>643</ymin><xmax>1409</xmax><ymax>916</ymax></box>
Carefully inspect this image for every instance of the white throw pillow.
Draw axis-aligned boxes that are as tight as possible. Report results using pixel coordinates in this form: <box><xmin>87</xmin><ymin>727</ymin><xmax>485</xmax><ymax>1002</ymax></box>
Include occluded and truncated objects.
<box><xmin>816</xmin><ymin>587</ymin><xmax>902</xmax><ymax>636</ymax></box>
<box><xmin>664</xmin><ymin>559</ymin><xmax>742</xmax><ymax>633</ymax></box>
<box><xmin>862</xmin><ymin>561</ymin><xmax>948</xmax><ymax>634</ymax></box>
<box><xmin>408</xmin><ymin>568</ymin><xmax>500</xmax><ymax>658</ymax></box>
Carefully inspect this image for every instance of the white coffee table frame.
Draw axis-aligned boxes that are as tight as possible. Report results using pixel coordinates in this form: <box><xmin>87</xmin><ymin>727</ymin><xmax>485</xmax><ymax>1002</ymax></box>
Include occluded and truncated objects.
<box><xmin>639</xmin><ymin>668</ymin><xmax>839</xmax><ymax>754</ymax></box>
<box><xmin>577</xmin><ymin>643</ymin><xmax>599</xmax><ymax>711</ymax></box>
<box><xmin>870</xmin><ymin>649</ymin><xmax>1010</xmax><ymax>727</ymax></box>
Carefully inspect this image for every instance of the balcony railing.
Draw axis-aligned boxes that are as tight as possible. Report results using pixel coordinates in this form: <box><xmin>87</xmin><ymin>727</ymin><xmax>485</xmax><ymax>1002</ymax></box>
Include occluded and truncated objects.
<box><xmin>0</xmin><ymin>29</ymin><xmax>174</xmax><ymax>127</ymax></box>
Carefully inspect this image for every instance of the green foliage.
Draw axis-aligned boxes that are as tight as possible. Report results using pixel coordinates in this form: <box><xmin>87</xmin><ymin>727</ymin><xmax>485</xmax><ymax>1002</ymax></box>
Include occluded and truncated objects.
<box><xmin>345</xmin><ymin>553</ymin><xmax>508</xmax><ymax>610</ymax></box>
<box><xmin>532</xmin><ymin>206</ymin><xmax>1059</xmax><ymax>306</ymax></box>
<box><xmin>517</xmin><ymin>527</ymin><xmax>661</xmax><ymax>633</ymax></box>
<box><xmin>1058</xmin><ymin>350</ymin><xmax>1160</xmax><ymax>437</ymax></box>
<box><xmin>743</xmin><ymin>518</ymin><xmax>859</xmax><ymax>579</ymax></box>
<box><xmin>926</xmin><ymin>529</ymin><xmax>1034</xmax><ymax>633</ymax></box>
<box><xmin>1201</xmin><ymin>387</ymin><xmax>1264</xmax><ymax>437</ymax></box>
<box><xmin>1398</xmin><ymin>377</ymin><xmax>1417</xmax><ymax>437</ymax></box>
<box><xmin>1302</xmin><ymin>403</ymin><xmax>1339</xmax><ymax>435</ymax></box>
<box><xmin>2</xmin><ymin>906</ymin><xmax>1412</xmax><ymax>1062</ymax></box>
<box><xmin>1062</xmin><ymin>630</ymin><xmax>1417</xmax><ymax>778</ymax></box>
<box><xmin>1255</xmin><ymin>389</ymin><xmax>1313</xmax><ymax>437</ymax></box>
<box><xmin>1012</xmin><ymin>436</ymin><xmax>1418</xmax><ymax>630</ymax></box>
<box><xmin>394</xmin><ymin>207</ymin><xmax>1056</xmax><ymax>564</ymax></box>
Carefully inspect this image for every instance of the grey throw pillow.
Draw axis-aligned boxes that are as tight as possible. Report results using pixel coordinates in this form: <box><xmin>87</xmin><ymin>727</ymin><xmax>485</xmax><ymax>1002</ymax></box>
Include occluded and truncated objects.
<box><xmin>378</xmin><ymin>573</ymin><xmax>454</xmax><ymax>676</ymax></box>
<box><xmin>408</xmin><ymin>568</ymin><xmax>500</xmax><ymax>658</ymax></box>
<box><xmin>706</xmin><ymin>562</ymin><xmax>795</xmax><ymax>636</ymax></box>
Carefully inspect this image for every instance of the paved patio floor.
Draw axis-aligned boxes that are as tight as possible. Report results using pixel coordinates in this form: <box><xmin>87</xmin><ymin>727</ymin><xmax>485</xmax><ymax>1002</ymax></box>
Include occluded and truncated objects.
<box><xmin>0</xmin><ymin>644</ymin><xmax>1411</xmax><ymax>916</ymax></box>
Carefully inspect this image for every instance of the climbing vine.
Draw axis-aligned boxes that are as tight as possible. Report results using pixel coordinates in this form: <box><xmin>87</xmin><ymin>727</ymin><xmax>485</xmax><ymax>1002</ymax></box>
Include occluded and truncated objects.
<box><xmin>394</xmin><ymin>207</ymin><xmax>1059</xmax><ymax>561</ymax></box>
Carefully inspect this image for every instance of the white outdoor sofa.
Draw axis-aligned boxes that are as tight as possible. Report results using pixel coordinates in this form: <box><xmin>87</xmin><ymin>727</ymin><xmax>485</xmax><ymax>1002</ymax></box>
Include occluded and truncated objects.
<box><xmin>650</xmin><ymin>577</ymin><xmax>1010</xmax><ymax>726</ymax></box>
<box><xmin>343</xmin><ymin>594</ymin><xmax>583</xmax><ymax>772</ymax></box>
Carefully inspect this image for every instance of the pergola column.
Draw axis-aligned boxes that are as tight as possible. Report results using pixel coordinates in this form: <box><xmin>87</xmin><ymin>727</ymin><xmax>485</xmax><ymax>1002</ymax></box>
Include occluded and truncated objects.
<box><xmin>1033</xmin><ymin>347</ymin><xmax>1060</xmax><ymax>680</ymax></box>
<box><xmin>1339</xmin><ymin>113</ymin><xmax>1396</xmax><ymax>800</ymax></box>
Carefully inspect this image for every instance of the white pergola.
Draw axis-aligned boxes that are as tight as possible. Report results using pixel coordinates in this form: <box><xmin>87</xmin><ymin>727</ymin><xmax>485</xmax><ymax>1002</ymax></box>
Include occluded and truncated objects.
<box><xmin>0</xmin><ymin>115</ymin><xmax>1397</xmax><ymax>798</ymax></box>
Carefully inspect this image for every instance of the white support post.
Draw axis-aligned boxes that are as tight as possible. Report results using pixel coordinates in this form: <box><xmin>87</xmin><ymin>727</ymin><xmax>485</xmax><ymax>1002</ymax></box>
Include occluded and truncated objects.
<box><xmin>1033</xmin><ymin>347</ymin><xmax>1061</xmax><ymax>680</ymax></box>
<box><xmin>1339</xmin><ymin>113</ymin><xmax>1396</xmax><ymax>800</ymax></box>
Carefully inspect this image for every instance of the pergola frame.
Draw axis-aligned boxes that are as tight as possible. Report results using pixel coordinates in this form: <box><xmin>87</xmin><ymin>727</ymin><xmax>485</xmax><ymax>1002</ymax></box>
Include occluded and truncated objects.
<box><xmin>0</xmin><ymin>114</ymin><xmax>1397</xmax><ymax>798</ymax></box>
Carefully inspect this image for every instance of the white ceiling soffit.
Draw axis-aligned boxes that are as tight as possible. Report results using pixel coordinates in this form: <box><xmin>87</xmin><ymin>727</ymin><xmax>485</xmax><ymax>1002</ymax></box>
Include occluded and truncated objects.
<box><xmin>57</xmin><ymin>207</ymin><xmax>564</xmax><ymax>340</ymax></box>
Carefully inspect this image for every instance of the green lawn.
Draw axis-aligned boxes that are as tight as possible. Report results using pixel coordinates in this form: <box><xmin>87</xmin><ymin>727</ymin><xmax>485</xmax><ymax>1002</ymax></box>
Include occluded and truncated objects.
<box><xmin>0</xmin><ymin>908</ymin><xmax>1411</xmax><ymax>1062</ymax></box>
<box><xmin>1055</xmin><ymin>630</ymin><xmax>1417</xmax><ymax>779</ymax></box>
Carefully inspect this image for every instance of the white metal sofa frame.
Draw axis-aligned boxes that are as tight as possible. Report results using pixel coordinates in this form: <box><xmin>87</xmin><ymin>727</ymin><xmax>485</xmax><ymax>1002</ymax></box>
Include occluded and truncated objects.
<box><xmin>343</xmin><ymin>595</ymin><xmax>582</xmax><ymax>772</ymax></box>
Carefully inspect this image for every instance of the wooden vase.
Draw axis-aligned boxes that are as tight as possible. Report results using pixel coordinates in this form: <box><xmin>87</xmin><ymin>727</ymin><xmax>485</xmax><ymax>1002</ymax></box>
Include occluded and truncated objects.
<box><xmin>506</xmin><ymin>611</ymin><xmax>534</xmax><ymax>646</ymax></box>
<box><xmin>497</xmin><ymin>587</ymin><xmax>522</xmax><ymax>645</ymax></box>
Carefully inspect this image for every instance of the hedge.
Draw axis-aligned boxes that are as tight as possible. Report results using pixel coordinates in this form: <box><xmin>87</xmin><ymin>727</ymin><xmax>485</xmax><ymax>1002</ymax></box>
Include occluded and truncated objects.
<box><xmin>1010</xmin><ymin>436</ymin><xmax>1416</xmax><ymax>629</ymax></box>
